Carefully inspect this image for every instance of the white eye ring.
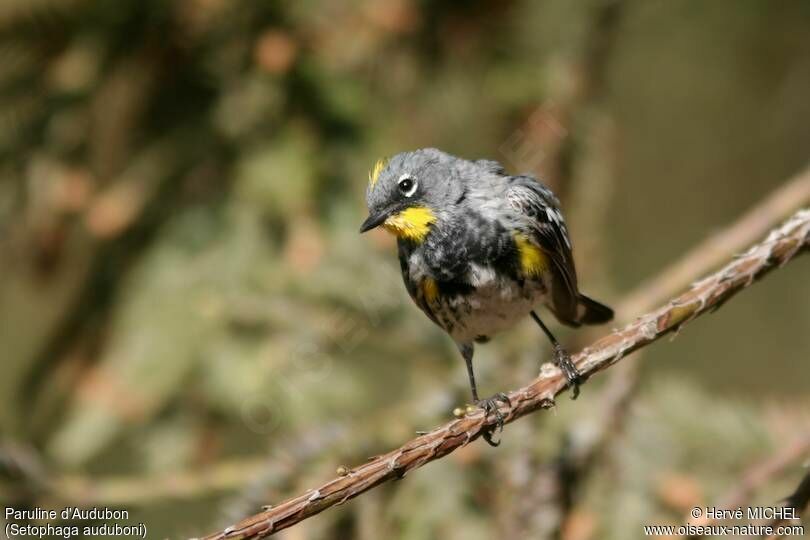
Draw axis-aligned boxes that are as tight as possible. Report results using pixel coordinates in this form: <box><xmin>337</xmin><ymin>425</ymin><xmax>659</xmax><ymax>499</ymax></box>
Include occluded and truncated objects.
<box><xmin>398</xmin><ymin>174</ymin><xmax>418</xmax><ymax>197</ymax></box>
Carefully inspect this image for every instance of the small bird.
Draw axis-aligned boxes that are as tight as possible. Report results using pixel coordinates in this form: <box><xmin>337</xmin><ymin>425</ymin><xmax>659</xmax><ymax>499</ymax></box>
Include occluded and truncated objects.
<box><xmin>360</xmin><ymin>148</ymin><xmax>613</xmax><ymax>445</ymax></box>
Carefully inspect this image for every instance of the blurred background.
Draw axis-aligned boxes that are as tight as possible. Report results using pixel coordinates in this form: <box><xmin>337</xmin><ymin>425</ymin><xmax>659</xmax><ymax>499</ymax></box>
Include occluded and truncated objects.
<box><xmin>1</xmin><ymin>0</ymin><xmax>809</xmax><ymax>538</ymax></box>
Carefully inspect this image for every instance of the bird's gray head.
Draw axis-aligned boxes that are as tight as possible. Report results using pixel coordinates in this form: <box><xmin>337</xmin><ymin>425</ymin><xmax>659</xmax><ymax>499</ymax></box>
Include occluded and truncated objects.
<box><xmin>359</xmin><ymin>148</ymin><xmax>464</xmax><ymax>242</ymax></box>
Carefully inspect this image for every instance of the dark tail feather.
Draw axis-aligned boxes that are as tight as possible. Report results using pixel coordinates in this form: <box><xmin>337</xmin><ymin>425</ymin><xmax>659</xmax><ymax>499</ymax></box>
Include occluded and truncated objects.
<box><xmin>576</xmin><ymin>294</ymin><xmax>614</xmax><ymax>325</ymax></box>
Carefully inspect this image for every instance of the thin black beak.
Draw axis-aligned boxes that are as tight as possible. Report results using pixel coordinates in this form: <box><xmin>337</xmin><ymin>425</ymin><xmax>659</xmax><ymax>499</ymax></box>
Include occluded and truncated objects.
<box><xmin>359</xmin><ymin>212</ymin><xmax>388</xmax><ymax>233</ymax></box>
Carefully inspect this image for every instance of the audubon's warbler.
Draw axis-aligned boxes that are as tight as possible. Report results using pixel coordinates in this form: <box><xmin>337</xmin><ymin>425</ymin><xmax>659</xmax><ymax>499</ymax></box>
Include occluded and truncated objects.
<box><xmin>360</xmin><ymin>148</ymin><xmax>613</xmax><ymax>445</ymax></box>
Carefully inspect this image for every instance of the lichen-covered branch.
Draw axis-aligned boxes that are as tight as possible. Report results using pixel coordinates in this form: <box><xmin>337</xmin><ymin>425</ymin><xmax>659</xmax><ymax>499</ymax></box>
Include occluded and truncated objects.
<box><xmin>198</xmin><ymin>209</ymin><xmax>810</xmax><ymax>540</ymax></box>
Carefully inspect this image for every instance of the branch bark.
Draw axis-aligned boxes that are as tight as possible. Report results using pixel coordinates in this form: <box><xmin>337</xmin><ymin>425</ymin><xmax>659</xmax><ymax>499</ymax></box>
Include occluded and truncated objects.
<box><xmin>553</xmin><ymin>167</ymin><xmax>810</xmax><ymax>535</ymax></box>
<box><xmin>198</xmin><ymin>209</ymin><xmax>810</xmax><ymax>540</ymax></box>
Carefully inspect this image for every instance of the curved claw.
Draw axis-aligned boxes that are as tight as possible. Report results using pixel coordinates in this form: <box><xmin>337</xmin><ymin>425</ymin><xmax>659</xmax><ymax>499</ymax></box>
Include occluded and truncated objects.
<box><xmin>482</xmin><ymin>429</ymin><xmax>501</xmax><ymax>447</ymax></box>
<box><xmin>491</xmin><ymin>392</ymin><xmax>512</xmax><ymax>407</ymax></box>
<box><xmin>474</xmin><ymin>393</ymin><xmax>511</xmax><ymax>447</ymax></box>
<box><xmin>553</xmin><ymin>344</ymin><xmax>582</xmax><ymax>399</ymax></box>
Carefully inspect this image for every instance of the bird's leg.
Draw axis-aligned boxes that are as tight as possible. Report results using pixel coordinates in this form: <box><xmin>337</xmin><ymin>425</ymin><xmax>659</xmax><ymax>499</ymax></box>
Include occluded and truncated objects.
<box><xmin>530</xmin><ymin>311</ymin><xmax>581</xmax><ymax>399</ymax></box>
<box><xmin>459</xmin><ymin>343</ymin><xmax>511</xmax><ymax>447</ymax></box>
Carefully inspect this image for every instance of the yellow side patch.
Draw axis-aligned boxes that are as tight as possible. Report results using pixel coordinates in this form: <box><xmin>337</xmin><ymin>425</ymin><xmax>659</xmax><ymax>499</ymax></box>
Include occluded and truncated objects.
<box><xmin>383</xmin><ymin>206</ymin><xmax>436</xmax><ymax>242</ymax></box>
<box><xmin>421</xmin><ymin>277</ymin><xmax>439</xmax><ymax>302</ymax></box>
<box><xmin>514</xmin><ymin>234</ymin><xmax>548</xmax><ymax>277</ymax></box>
<box><xmin>368</xmin><ymin>158</ymin><xmax>387</xmax><ymax>188</ymax></box>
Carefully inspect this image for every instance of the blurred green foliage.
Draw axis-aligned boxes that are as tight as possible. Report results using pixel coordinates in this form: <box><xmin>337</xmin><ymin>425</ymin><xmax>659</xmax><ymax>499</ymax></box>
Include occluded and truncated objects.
<box><xmin>1</xmin><ymin>0</ymin><xmax>808</xmax><ymax>538</ymax></box>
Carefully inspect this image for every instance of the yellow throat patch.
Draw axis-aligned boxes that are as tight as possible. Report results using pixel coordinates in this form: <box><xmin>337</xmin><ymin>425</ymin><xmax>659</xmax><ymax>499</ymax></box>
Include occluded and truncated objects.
<box><xmin>368</xmin><ymin>158</ymin><xmax>387</xmax><ymax>188</ymax></box>
<box><xmin>383</xmin><ymin>206</ymin><xmax>436</xmax><ymax>242</ymax></box>
<box><xmin>514</xmin><ymin>233</ymin><xmax>548</xmax><ymax>277</ymax></box>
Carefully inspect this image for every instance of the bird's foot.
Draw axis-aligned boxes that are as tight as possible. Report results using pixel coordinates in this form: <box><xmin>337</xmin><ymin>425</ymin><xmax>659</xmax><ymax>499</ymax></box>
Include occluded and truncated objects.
<box><xmin>473</xmin><ymin>392</ymin><xmax>511</xmax><ymax>447</ymax></box>
<box><xmin>553</xmin><ymin>344</ymin><xmax>581</xmax><ymax>399</ymax></box>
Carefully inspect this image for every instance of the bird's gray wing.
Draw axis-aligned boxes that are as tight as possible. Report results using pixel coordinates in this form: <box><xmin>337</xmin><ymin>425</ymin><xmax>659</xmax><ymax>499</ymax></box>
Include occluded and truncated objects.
<box><xmin>506</xmin><ymin>177</ymin><xmax>581</xmax><ymax>325</ymax></box>
<box><xmin>473</xmin><ymin>159</ymin><xmax>507</xmax><ymax>175</ymax></box>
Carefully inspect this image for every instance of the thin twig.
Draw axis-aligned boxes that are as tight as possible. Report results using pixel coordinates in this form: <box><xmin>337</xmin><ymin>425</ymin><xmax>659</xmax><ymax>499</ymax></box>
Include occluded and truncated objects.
<box><xmin>616</xmin><ymin>165</ymin><xmax>810</xmax><ymax>318</ymax></box>
<box><xmin>718</xmin><ymin>434</ymin><xmax>810</xmax><ymax>514</ymax></box>
<box><xmin>531</xmin><ymin>0</ymin><xmax>625</xmax><ymax>194</ymax></box>
<box><xmin>197</xmin><ymin>210</ymin><xmax>810</xmax><ymax>540</ymax></box>
<box><xmin>783</xmin><ymin>471</ymin><xmax>810</xmax><ymax>515</ymax></box>
<box><xmin>556</xmin><ymin>167</ymin><xmax>810</xmax><ymax>534</ymax></box>
<box><xmin>685</xmin><ymin>433</ymin><xmax>810</xmax><ymax>539</ymax></box>
<box><xmin>508</xmin><ymin>1</ymin><xmax>627</xmax><ymax>534</ymax></box>
<box><xmin>763</xmin><ymin>470</ymin><xmax>810</xmax><ymax>540</ymax></box>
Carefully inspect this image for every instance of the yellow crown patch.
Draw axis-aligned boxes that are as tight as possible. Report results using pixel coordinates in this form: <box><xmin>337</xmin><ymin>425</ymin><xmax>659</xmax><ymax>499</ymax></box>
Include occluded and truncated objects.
<box><xmin>368</xmin><ymin>158</ymin><xmax>388</xmax><ymax>188</ymax></box>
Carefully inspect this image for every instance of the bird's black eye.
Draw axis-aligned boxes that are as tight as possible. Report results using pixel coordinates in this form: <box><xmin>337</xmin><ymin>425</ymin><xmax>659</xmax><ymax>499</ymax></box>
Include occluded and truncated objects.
<box><xmin>398</xmin><ymin>175</ymin><xmax>418</xmax><ymax>197</ymax></box>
